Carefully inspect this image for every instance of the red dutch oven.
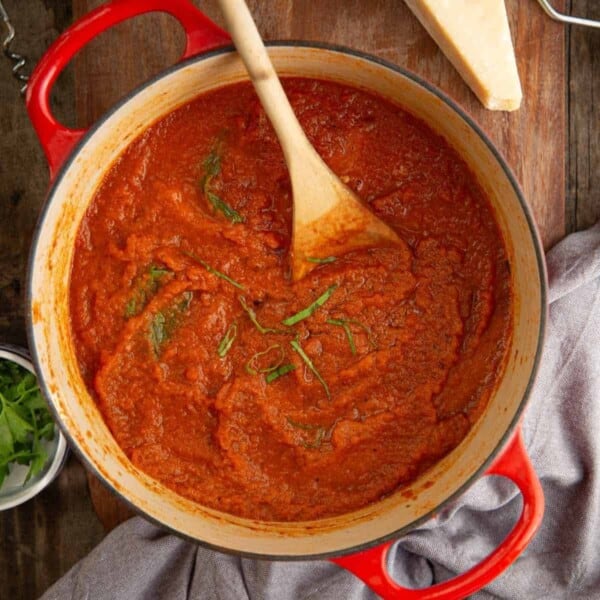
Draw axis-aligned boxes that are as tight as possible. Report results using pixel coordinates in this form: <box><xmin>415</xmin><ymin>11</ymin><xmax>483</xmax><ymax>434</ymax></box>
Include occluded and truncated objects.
<box><xmin>24</xmin><ymin>1</ymin><xmax>547</xmax><ymax>598</ymax></box>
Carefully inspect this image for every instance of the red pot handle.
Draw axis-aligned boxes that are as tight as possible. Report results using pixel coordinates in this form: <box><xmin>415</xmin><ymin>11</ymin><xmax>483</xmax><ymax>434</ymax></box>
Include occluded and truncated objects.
<box><xmin>25</xmin><ymin>0</ymin><xmax>230</xmax><ymax>180</ymax></box>
<box><xmin>331</xmin><ymin>427</ymin><xmax>544</xmax><ymax>599</ymax></box>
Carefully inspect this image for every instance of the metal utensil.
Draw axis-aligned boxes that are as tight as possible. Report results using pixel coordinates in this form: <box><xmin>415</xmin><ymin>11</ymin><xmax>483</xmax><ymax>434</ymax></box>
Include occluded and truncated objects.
<box><xmin>536</xmin><ymin>0</ymin><xmax>600</xmax><ymax>29</ymax></box>
<box><xmin>0</xmin><ymin>0</ymin><xmax>29</xmax><ymax>94</ymax></box>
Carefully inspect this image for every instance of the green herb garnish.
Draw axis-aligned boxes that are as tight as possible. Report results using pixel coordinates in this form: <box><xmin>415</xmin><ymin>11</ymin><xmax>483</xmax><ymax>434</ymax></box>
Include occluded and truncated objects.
<box><xmin>150</xmin><ymin>312</ymin><xmax>167</xmax><ymax>356</ymax></box>
<box><xmin>125</xmin><ymin>264</ymin><xmax>173</xmax><ymax>318</ymax></box>
<box><xmin>185</xmin><ymin>252</ymin><xmax>245</xmax><ymax>291</ymax></box>
<box><xmin>149</xmin><ymin>291</ymin><xmax>193</xmax><ymax>356</ymax></box>
<box><xmin>327</xmin><ymin>318</ymin><xmax>357</xmax><ymax>354</ymax></box>
<box><xmin>290</xmin><ymin>339</ymin><xmax>330</xmax><ymax>398</ymax></box>
<box><xmin>202</xmin><ymin>146</ymin><xmax>221</xmax><ymax>183</ymax></box>
<box><xmin>265</xmin><ymin>363</ymin><xmax>296</xmax><ymax>383</ymax></box>
<box><xmin>286</xmin><ymin>417</ymin><xmax>326</xmax><ymax>449</ymax></box>
<box><xmin>207</xmin><ymin>192</ymin><xmax>244</xmax><ymax>224</ymax></box>
<box><xmin>245</xmin><ymin>344</ymin><xmax>284</xmax><ymax>375</ymax></box>
<box><xmin>286</xmin><ymin>417</ymin><xmax>321</xmax><ymax>430</ymax></box>
<box><xmin>149</xmin><ymin>266</ymin><xmax>170</xmax><ymax>279</ymax></box>
<box><xmin>177</xmin><ymin>292</ymin><xmax>193</xmax><ymax>312</ymax></box>
<box><xmin>300</xmin><ymin>429</ymin><xmax>325</xmax><ymax>449</ymax></box>
<box><xmin>327</xmin><ymin>317</ymin><xmax>376</xmax><ymax>355</ymax></box>
<box><xmin>282</xmin><ymin>285</ymin><xmax>338</xmax><ymax>326</ymax></box>
<box><xmin>305</xmin><ymin>256</ymin><xmax>337</xmax><ymax>264</ymax></box>
<box><xmin>0</xmin><ymin>359</ymin><xmax>55</xmax><ymax>487</ymax></box>
<box><xmin>124</xmin><ymin>298</ymin><xmax>138</xmax><ymax>319</ymax></box>
<box><xmin>200</xmin><ymin>144</ymin><xmax>245</xmax><ymax>224</ymax></box>
<box><xmin>217</xmin><ymin>322</ymin><xmax>237</xmax><ymax>358</ymax></box>
<box><xmin>238</xmin><ymin>296</ymin><xmax>284</xmax><ymax>334</ymax></box>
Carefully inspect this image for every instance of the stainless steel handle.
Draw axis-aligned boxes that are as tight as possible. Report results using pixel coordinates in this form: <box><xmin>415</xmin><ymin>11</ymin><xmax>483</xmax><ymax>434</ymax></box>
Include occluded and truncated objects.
<box><xmin>537</xmin><ymin>0</ymin><xmax>600</xmax><ymax>29</ymax></box>
<box><xmin>0</xmin><ymin>0</ymin><xmax>29</xmax><ymax>95</ymax></box>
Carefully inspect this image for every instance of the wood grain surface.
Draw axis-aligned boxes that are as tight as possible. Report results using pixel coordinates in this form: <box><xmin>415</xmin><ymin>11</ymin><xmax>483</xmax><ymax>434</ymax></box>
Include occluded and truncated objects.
<box><xmin>0</xmin><ymin>0</ymin><xmax>598</xmax><ymax>598</ymax></box>
<box><xmin>0</xmin><ymin>3</ymin><xmax>105</xmax><ymax>599</ymax></box>
<box><xmin>567</xmin><ymin>0</ymin><xmax>600</xmax><ymax>232</ymax></box>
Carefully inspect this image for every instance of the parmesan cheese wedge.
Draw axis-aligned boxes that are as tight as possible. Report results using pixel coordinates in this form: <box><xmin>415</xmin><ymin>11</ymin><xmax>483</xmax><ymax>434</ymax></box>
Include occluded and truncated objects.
<box><xmin>404</xmin><ymin>0</ymin><xmax>522</xmax><ymax>111</ymax></box>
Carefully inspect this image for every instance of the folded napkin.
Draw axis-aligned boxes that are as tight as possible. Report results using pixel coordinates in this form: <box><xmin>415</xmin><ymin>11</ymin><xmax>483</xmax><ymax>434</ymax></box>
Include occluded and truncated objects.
<box><xmin>41</xmin><ymin>222</ymin><xmax>600</xmax><ymax>600</ymax></box>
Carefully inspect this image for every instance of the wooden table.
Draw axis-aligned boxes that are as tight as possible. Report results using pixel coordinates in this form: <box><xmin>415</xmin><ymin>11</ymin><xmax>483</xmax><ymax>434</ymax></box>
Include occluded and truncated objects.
<box><xmin>0</xmin><ymin>1</ymin><xmax>598</xmax><ymax>597</ymax></box>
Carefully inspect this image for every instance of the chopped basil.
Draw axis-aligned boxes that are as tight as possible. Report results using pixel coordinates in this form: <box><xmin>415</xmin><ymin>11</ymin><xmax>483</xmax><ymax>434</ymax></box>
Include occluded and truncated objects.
<box><xmin>125</xmin><ymin>264</ymin><xmax>173</xmax><ymax>318</ymax></box>
<box><xmin>245</xmin><ymin>344</ymin><xmax>284</xmax><ymax>375</ymax></box>
<box><xmin>200</xmin><ymin>144</ymin><xmax>245</xmax><ymax>224</ymax></box>
<box><xmin>290</xmin><ymin>339</ymin><xmax>330</xmax><ymax>399</ymax></box>
<box><xmin>286</xmin><ymin>417</ymin><xmax>326</xmax><ymax>449</ymax></box>
<box><xmin>207</xmin><ymin>191</ymin><xmax>244</xmax><ymax>224</ymax></box>
<box><xmin>185</xmin><ymin>251</ymin><xmax>245</xmax><ymax>290</ymax></box>
<box><xmin>217</xmin><ymin>322</ymin><xmax>237</xmax><ymax>358</ymax></box>
<box><xmin>149</xmin><ymin>312</ymin><xmax>167</xmax><ymax>356</ymax></box>
<box><xmin>305</xmin><ymin>256</ymin><xmax>337</xmax><ymax>264</ymax></box>
<box><xmin>265</xmin><ymin>364</ymin><xmax>296</xmax><ymax>383</ymax></box>
<box><xmin>149</xmin><ymin>265</ymin><xmax>171</xmax><ymax>280</ymax></box>
<box><xmin>300</xmin><ymin>428</ymin><xmax>325</xmax><ymax>449</ymax></box>
<box><xmin>149</xmin><ymin>291</ymin><xmax>193</xmax><ymax>356</ymax></box>
<box><xmin>327</xmin><ymin>318</ymin><xmax>356</xmax><ymax>354</ymax></box>
<box><xmin>238</xmin><ymin>296</ymin><xmax>283</xmax><ymax>334</ymax></box>
<box><xmin>202</xmin><ymin>147</ymin><xmax>221</xmax><ymax>181</ymax></box>
<box><xmin>327</xmin><ymin>317</ymin><xmax>376</xmax><ymax>355</ymax></box>
<box><xmin>282</xmin><ymin>285</ymin><xmax>338</xmax><ymax>326</ymax></box>
<box><xmin>124</xmin><ymin>298</ymin><xmax>138</xmax><ymax>318</ymax></box>
<box><xmin>177</xmin><ymin>292</ymin><xmax>193</xmax><ymax>312</ymax></box>
<box><xmin>286</xmin><ymin>417</ymin><xmax>321</xmax><ymax>430</ymax></box>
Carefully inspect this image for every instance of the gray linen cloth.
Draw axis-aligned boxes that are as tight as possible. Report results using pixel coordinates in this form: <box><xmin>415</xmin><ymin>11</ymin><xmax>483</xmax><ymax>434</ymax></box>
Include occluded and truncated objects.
<box><xmin>41</xmin><ymin>222</ymin><xmax>600</xmax><ymax>600</ymax></box>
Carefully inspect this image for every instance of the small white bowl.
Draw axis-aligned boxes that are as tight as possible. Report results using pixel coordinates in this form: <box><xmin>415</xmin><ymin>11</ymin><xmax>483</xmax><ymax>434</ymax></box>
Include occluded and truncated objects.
<box><xmin>0</xmin><ymin>345</ymin><xmax>68</xmax><ymax>511</ymax></box>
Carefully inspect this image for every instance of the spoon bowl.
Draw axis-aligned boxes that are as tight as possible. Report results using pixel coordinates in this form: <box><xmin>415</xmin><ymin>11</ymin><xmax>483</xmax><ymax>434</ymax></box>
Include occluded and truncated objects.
<box><xmin>218</xmin><ymin>0</ymin><xmax>401</xmax><ymax>279</ymax></box>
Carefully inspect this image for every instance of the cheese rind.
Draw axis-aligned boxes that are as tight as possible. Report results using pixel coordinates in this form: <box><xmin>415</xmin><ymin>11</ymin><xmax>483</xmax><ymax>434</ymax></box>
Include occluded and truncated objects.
<box><xmin>405</xmin><ymin>0</ymin><xmax>522</xmax><ymax>111</ymax></box>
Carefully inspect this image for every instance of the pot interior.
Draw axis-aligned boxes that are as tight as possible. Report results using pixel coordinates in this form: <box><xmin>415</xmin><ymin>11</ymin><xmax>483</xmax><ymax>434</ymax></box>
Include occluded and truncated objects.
<box><xmin>28</xmin><ymin>45</ymin><xmax>545</xmax><ymax>557</ymax></box>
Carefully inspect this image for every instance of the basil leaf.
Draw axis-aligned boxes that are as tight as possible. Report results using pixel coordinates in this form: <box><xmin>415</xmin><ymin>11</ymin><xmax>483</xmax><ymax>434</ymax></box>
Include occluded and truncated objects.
<box><xmin>38</xmin><ymin>422</ymin><xmax>55</xmax><ymax>441</ymax></box>
<box><xmin>185</xmin><ymin>252</ymin><xmax>245</xmax><ymax>290</ymax></box>
<box><xmin>289</xmin><ymin>339</ymin><xmax>330</xmax><ymax>398</ymax></box>
<box><xmin>26</xmin><ymin>452</ymin><xmax>47</xmax><ymax>482</ymax></box>
<box><xmin>305</xmin><ymin>256</ymin><xmax>337</xmax><ymax>264</ymax></box>
<box><xmin>265</xmin><ymin>364</ymin><xmax>296</xmax><ymax>383</ymax></box>
<box><xmin>0</xmin><ymin>463</ymin><xmax>7</xmax><ymax>488</ymax></box>
<box><xmin>245</xmin><ymin>345</ymin><xmax>284</xmax><ymax>375</ymax></box>
<box><xmin>282</xmin><ymin>285</ymin><xmax>338</xmax><ymax>326</ymax></box>
<box><xmin>238</xmin><ymin>296</ymin><xmax>285</xmax><ymax>334</ymax></box>
<box><xmin>0</xmin><ymin>411</ymin><xmax>14</xmax><ymax>458</ymax></box>
<box><xmin>217</xmin><ymin>322</ymin><xmax>238</xmax><ymax>358</ymax></box>
<box><xmin>22</xmin><ymin>391</ymin><xmax>48</xmax><ymax>412</ymax></box>
<box><xmin>207</xmin><ymin>192</ymin><xmax>245</xmax><ymax>224</ymax></box>
<box><xmin>4</xmin><ymin>405</ymin><xmax>34</xmax><ymax>444</ymax></box>
<box><xmin>201</xmin><ymin>144</ymin><xmax>245</xmax><ymax>224</ymax></box>
<box><xmin>150</xmin><ymin>312</ymin><xmax>167</xmax><ymax>356</ymax></box>
<box><xmin>149</xmin><ymin>292</ymin><xmax>194</xmax><ymax>357</ymax></box>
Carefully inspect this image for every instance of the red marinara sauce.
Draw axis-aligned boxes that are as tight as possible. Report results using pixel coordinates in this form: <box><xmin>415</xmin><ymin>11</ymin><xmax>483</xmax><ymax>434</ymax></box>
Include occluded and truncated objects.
<box><xmin>69</xmin><ymin>79</ymin><xmax>512</xmax><ymax>521</ymax></box>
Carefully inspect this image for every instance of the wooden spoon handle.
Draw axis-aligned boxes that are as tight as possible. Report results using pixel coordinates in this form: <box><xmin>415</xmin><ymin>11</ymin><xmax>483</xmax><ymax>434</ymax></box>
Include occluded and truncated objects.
<box><xmin>217</xmin><ymin>0</ymin><xmax>312</xmax><ymax>164</ymax></box>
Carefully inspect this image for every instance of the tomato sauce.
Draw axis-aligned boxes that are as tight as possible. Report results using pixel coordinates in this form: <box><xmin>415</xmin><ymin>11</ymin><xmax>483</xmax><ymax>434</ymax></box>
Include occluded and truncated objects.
<box><xmin>69</xmin><ymin>79</ymin><xmax>512</xmax><ymax>521</ymax></box>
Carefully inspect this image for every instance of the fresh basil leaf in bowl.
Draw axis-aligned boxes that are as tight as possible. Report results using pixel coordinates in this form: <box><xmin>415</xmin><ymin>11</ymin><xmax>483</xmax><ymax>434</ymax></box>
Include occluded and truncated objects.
<box><xmin>0</xmin><ymin>347</ymin><xmax>67</xmax><ymax>510</ymax></box>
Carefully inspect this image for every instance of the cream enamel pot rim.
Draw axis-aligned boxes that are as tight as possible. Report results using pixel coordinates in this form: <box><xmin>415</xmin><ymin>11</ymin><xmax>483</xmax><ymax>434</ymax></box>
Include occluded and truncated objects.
<box><xmin>23</xmin><ymin>1</ymin><xmax>547</xmax><ymax>598</ymax></box>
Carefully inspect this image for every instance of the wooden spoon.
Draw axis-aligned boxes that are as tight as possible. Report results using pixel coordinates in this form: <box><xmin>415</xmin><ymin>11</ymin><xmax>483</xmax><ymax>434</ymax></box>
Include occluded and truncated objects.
<box><xmin>218</xmin><ymin>0</ymin><xmax>400</xmax><ymax>280</ymax></box>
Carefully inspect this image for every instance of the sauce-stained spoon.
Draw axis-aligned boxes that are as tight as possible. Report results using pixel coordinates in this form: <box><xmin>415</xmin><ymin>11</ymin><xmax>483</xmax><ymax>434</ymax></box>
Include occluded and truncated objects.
<box><xmin>218</xmin><ymin>0</ymin><xmax>401</xmax><ymax>280</ymax></box>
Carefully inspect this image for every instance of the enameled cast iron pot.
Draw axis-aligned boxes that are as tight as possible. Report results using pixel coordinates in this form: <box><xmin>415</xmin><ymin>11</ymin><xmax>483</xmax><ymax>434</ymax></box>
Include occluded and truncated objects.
<box><xmin>25</xmin><ymin>1</ymin><xmax>547</xmax><ymax>597</ymax></box>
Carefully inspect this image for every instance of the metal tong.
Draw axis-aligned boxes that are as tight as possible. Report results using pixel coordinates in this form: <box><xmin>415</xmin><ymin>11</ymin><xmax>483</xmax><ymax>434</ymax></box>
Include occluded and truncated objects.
<box><xmin>536</xmin><ymin>0</ymin><xmax>600</xmax><ymax>29</ymax></box>
<box><xmin>0</xmin><ymin>0</ymin><xmax>28</xmax><ymax>94</ymax></box>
